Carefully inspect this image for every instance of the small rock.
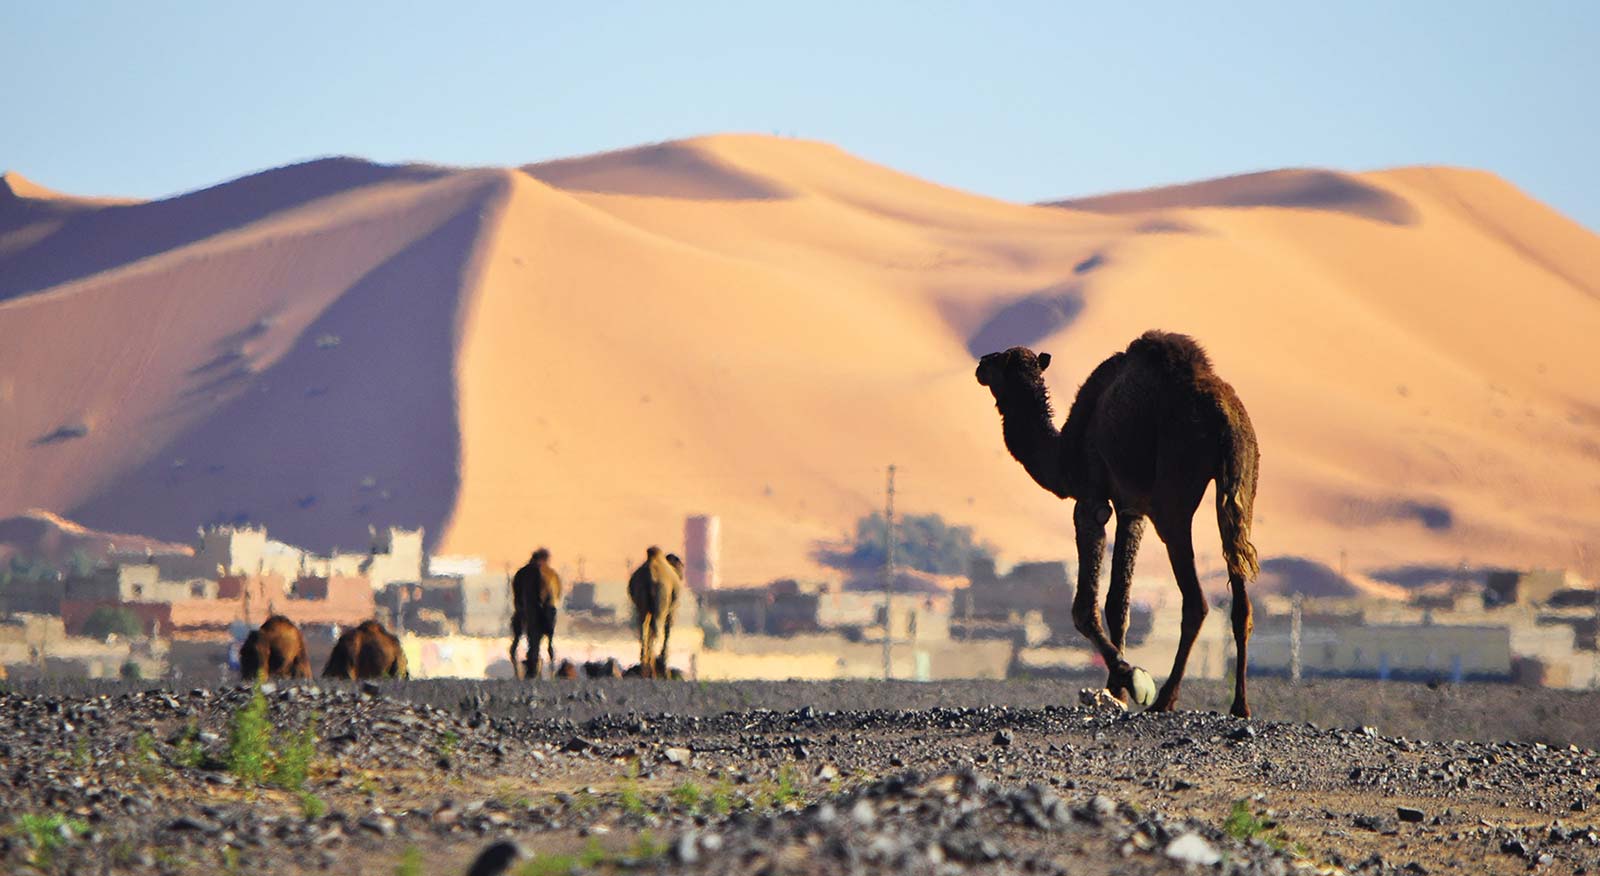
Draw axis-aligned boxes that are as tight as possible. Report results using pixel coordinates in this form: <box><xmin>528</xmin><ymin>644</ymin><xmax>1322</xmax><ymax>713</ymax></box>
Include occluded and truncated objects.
<box><xmin>674</xmin><ymin>832</ymin><xmax>699</xmax><ymax>864</ymax></box>
<box><xmin>664</xmin><ymin>747</ymin><xmax>693</xmax><ymax>766</ymax></box>
<box><xmin>1227</xmin><ymin>725</ymin><xmax>1256</xmax><ymax>741</ymax></box>
<box><xmin>1500</xmin><ymin>838</ymin><xmax>1528</xmax><ymax>857</ymax></box>
<box><xmin>360</xmin><ymin>681</ymin><xmax>381</xmax><ymax>697</ymax></box>
<box><xmin>564</xmin><ymin>736</ymin><xmax>594</xmax><ymax>753</ymax></box>
<box><xmin>850</xmin><ymin>799</ymin><xmax>876</xmax><ymax>827</ymax></box>
<box><xmin>358</xmin><ymin>813</ymin><xmax>397</xmax><ymax>837</ymax></box>
<box><xmin>815</xmin><ymin>764</ymin><xmax>839</xmax><ymax>782</ymax></box>
<box><xmin>993</xmin><ymin>729</ymin><xmax>1013</xmax><ymax>747</ymax></box>
<box><xmin>1165</xmin><ymin>832</ymin><xmax>1221</xmax><ymax>866</ymax></box>
<box><xmin>1397</xmin><ymin>806</ymin><xmax>1426</xmax><ymax>823</ymax></box>
<box><xmin>465</xmin><ymin>840</ymin><xmax>529</xmax><ymax>876</ymax></box>
<box><xmin>166</xmin><ymin>815</ymin><xmax>221</xmax><ymax>835</ymax></box>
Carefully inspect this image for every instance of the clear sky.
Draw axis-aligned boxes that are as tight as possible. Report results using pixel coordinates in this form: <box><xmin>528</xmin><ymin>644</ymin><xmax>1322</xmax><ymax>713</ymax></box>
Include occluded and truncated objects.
<box><xmin>4</xmin><ymin>2</ymin><xmax>1597</xmax><ymax>229</ymax></box>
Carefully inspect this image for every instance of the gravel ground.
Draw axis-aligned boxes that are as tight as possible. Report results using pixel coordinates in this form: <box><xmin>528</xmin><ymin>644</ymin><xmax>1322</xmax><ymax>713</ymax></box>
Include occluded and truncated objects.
<box><xmin>1</xmin><ymin>677</ymin><xmax>1597</xmax><ymax>875</ymax></box>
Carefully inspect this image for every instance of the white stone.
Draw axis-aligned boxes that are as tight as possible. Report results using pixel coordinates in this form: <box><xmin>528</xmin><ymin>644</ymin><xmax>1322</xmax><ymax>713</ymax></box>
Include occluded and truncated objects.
<box><xmin>1165</xmin><ymin>831</ymin><xmax>1222</xmax><ymax>866</ymax></box>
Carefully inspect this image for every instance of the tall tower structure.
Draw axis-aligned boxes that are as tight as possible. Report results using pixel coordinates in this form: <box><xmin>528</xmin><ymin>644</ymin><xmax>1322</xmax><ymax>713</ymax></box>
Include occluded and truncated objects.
<box><xmin>683</xmin><ymin>515</ymin><xmax>721</xmax><ymax>593</ymax></box>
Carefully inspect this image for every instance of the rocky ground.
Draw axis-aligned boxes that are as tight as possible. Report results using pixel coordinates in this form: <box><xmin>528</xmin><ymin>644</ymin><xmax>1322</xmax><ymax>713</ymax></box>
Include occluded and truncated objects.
<box><xmin>0</xmin><ymin>677</ymin><xmax>1597</xmax><ymax>875</ymax></box>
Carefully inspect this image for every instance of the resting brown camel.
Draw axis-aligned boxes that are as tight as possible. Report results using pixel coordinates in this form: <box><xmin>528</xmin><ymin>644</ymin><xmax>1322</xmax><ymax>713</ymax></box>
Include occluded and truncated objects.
<box><xmin>509</xmin><ymin>548</ymin><xmax>563</xmax><ymax>679</ymax></box>
<box><xmin>322</xmin><ymin>619</ymin><xmax>408</xmax><ymax>680</ymax></box>
<box><xmin>239</xmin><ymin>615</ymin><xmax>312</xmax><ymax>681</ymax></box>
<box><xmin>976</xmin><ymin>330</ymin><xmax>1260</xmax><ymax>717</ymax></box>
<box><xmin>627</xmin><ymin>547</ymin><xmax>683</xmax><ymax>678</ymax></box>
<box><xmin>583</xmin><ymin>658</ymin><xmax>623</xmax><ymax>679</ymax></box>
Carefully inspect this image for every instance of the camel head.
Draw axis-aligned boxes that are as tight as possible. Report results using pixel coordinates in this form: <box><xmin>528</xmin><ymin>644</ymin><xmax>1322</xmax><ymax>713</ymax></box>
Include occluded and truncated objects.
<box><xmin>975</xmin><ymin>347</ymin><xmax>1051</xmax><ymax>397</ymax></box>
<box><xmin>645</xmin><ymin>545</ymin><xmax>663</xmax><ymax>559</ymax></box>
<box><xmin>532</xmin><ymin>547</ymin><xmax>550</xmax><ymax>564</ymax></box>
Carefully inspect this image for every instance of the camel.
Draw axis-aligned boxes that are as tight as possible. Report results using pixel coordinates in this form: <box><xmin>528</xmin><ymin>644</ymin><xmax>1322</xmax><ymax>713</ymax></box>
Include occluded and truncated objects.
<box><xmin>322</xmin><ymin>619</ymin><xmax>408</xmax><ymax>680</ymax></box>
<box><xmin>239</xmin><ymin>615</ymin><xmax>312</xmax><ymax>681</ymax></box>
<box><xmin>976</xmin><ymin>330</ymin><xmax>1260</xmax><ymax>717</ymax></box>
<box><xmin>627</xmin><ymin>547</ymin><xmax>684</xmax><ymax>678</ymax></box>
<box><xmin>509</xmin><ymin>548</ymin><xmax>563</xmax><ymax>679</ymax></box>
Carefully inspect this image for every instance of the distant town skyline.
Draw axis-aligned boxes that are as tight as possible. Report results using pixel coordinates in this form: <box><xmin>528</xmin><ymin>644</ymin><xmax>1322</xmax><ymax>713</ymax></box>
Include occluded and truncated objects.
<box><xmin>3</xmin><ymin>3</ymin><xmax>1596</xmax><ymax>231</ymax></box>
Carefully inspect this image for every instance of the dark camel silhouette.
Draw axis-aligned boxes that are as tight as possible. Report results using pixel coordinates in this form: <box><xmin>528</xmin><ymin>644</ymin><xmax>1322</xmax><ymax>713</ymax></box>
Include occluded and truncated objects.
<box><xmin>976</xmin><ymin>330</ymin><xmax>1260</xmax><ymax>717</ymax></box>
<box><xmin>628</xmin><ymin>547</ymin><xmax>684</xmax><ymax>678</ymax></box>
<box><xmin>239</xmin><ymin>615</ymin><xmax>312</xmax><ymax>681</ymax></box>
<box><xmin>509</xmin><ymin>548</ymin><xmax>563</xmax><ymax>679</ymax></box>
<box><xmin>322</xmin><ymin>619</ymin><xmax>408</xmax><ymax>680</ymax></box>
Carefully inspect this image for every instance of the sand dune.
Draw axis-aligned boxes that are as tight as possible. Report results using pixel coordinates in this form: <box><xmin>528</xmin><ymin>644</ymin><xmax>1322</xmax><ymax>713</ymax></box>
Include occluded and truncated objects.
<box><xmin>2</xmin><ymin>136</ymin><xmax>1597</xmax><ymax>592</ymax></box>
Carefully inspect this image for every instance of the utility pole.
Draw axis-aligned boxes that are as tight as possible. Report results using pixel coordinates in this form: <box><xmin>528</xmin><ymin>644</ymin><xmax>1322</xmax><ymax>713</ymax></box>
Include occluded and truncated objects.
<box><xmin>882</xmin><ymin>464</ymin><xmax>897</xmax><ymax>681</ymax></box>
<box><xmin>1289</xmin><ymin>592</ymin><xmax>1304</xmax><ymax>683</ymax></box>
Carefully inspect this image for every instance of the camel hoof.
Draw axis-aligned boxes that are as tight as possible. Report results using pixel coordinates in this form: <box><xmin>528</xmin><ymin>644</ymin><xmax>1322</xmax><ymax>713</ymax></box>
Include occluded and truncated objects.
<box><xmin>1230</xmin><ymin>701</ymin><xmax>1251</xmax><ymax>719</ymax></box>
<box><xmin>1128</xmin><ymin>667</ymin><xmax>1157</xmax><ymax>709</ymax></box>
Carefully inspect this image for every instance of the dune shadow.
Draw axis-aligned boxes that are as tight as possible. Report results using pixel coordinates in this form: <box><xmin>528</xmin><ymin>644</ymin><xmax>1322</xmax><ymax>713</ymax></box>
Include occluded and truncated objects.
<box><xmin>1258</xmin><ymin>556</ymin><xmax>1362</xmax><ymax>598</ymax></box>
<box><xmin>0</xmin><ymin>158</ymin><xmax>450</xmax><ymax>302</ymax></box>
<box><xmin>523</xmin><ymin>142</ymin><xmax>792</xmax><ymax>201</ymax></box>
<box><xmin>1338</xmin><ymin>496</ymin><xmax>1455</xmax><ymax>531</ymax></box>
<box><xmin>32</xmin><ymin>424</ymin><xmax>90</xmax><ymax>446</ymax></box>
<box><xmin>1046</xmin><ymin>169</ymin><xmax>1418</xmax><ymax>226</ymax></box>
<box><xmin>966</xmin><ymin>284</ymin><xmax>1084</xmax><ymax>357</ymax></box>
<box><xmin>68</xmin><ymin>197</ymin><xmax>486</xmax><ymax>556</ymax></box>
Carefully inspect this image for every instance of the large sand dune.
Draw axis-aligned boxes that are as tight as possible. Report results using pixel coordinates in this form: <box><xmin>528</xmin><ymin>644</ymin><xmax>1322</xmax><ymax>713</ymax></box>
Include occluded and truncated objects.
<box><xmin>2</xmin><ymin>137</ymin><xmax>1597</xmax><ymax>589</ymax></box>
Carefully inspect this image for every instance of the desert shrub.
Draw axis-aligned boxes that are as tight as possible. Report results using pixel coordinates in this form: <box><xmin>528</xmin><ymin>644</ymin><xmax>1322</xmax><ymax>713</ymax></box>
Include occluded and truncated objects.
<box><xmin>80</xmin><ymin>605</ymin><xmax>145</xmax><ymax>640</ymax></box>
<box><xmin>820</xmin><ymin>511</ymin><xmax>995</xmax><ymax>576</ymax></box>
<box><xmin>225</xmin><ymin>687</ymin><xmax>319</xmax><ymax>790</ymax></box>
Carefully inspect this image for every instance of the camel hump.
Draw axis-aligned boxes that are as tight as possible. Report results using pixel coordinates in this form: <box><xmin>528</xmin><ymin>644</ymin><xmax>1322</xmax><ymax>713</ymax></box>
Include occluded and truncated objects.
<box><xmin>1127</xmin><ymin>330</ymin><xmax>1213</xmax><ymax>375</ymax></box>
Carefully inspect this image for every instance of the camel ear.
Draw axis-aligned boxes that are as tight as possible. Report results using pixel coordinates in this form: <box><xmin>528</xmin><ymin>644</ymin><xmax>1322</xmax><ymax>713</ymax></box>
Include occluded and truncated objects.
<box><xmin>1037</xmin><ymin>352</ymin><xmax>1051</xmax><ymax>372</ymax></box>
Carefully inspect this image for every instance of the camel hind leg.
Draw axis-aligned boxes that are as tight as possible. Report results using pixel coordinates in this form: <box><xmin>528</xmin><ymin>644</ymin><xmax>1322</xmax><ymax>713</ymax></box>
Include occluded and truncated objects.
<box><xmin>543</xmin><ymin>603</ymin><xmax>558</xmax><ymax>679</ymax></box>
<box><xmin>509</xmin><ymin>610</ymin><xmax>525</xmax><ymax>680</ymax></box>
<box><xmin>655</xmin><ymin>604</ymin><xmax>674</xmax><ymax>678</ymax></box>
<box><xmin>638</xmin><ymin>611</ymin><xmax>656</xmax><ymax>679</ymax></box>
<box><xmin>1149</xmin><ymin>524</ymin><xmax>1208</xmax><ymax>713</ymax></box>
<box><xmin>1228</xmin><ymin>576</ymin><xmax>1253</xmax><ymax>718</ymax></box>
<box><xmin>291</xmin><ymin>649</ymin><xmax>312</xmax><ymax>679</ymax></box>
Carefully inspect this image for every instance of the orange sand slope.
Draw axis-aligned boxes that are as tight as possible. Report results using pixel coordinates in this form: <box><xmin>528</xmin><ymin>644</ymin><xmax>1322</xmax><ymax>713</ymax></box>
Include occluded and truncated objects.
<box><xmin>1</xmin><ymin>137</ymin><xmax>1597</xmax><ymax>589</ymax></box>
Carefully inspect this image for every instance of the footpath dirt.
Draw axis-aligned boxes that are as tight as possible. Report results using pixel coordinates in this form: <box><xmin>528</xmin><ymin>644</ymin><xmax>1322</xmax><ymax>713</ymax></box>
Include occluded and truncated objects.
<box><xmin>0</xmin><ymin>677</ymin><xmax>1597</xmax><ymax>875</ymax></box>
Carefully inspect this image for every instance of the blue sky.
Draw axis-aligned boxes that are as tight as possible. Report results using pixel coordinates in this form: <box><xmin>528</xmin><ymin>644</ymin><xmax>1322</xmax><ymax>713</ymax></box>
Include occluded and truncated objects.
<box><xmin>4</xmin><ymin>2</ymin><xmax>1597</xmax><ymax>229</ymax></box>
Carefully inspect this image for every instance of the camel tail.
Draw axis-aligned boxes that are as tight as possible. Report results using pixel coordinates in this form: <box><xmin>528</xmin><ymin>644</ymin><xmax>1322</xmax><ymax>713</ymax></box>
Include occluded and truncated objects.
<box><xmin>1215</xmin><ymin>400</ymin><xmax>1260</xmax><ymax>582</ymax></box>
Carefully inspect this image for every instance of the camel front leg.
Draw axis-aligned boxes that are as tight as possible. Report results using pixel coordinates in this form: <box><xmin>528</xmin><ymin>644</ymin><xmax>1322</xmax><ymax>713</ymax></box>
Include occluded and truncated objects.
<box><xmin>1150</xmin><ymin>527</ymin><xmax>1208</xmax><ymax>712</ymax></box>
<box><xmin>1071</xmin><ymin>500</ymin><xmax>1133</xmax><ymax>689</ymax></box>
<box><xmin>1104</xmin><ymin>509</ymin><xmax>1146</xmax><ymax>698</ymax></box>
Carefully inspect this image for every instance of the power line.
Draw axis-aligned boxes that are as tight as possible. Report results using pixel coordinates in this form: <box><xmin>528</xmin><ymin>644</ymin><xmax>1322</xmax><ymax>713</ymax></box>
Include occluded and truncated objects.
<box><xmin>882</xmin><ymin>464</ymin><xmax>896</xmax><ymax>681</ymax></box>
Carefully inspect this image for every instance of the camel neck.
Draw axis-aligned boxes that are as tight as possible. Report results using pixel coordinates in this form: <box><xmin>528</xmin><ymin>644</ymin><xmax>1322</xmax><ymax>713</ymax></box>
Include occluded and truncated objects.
<box><xmin>998</xmin><ymin>388</ymin><xmax>1070</xmax><ymax>498</ymax></box>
